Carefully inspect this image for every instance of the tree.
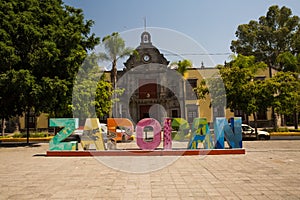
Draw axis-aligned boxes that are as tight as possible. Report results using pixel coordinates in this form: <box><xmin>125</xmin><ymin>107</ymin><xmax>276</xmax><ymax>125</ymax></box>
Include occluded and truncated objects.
<box><xmin>231</xmin><ymin>5</ymin><xmax>300</xmax><ymax>129</ymax></box>
<box><xmin>221</xmin><ymin>55</ymin><xmax>267</xmax><ymax>118</ymax></box>
<box><xmin>95</xmin><ymin>75</ymin><xmax>115</xmax><ymax>118</ymax></box>
<box><xmin>266</xmin><ymin>72</ymin><xmax>300</xmax><ymax>128</ymax></box>
<box><xmin>0</xmin><ymin>69</ymin><xmax>40</xmax><ymax>136</ymax></box>
<box><xmin>231</xmin><ymin>5</ymin><xmax>300</xmax><ymax>75</ymax></box>
<box><xmin>276</xmin><ymin>52</ymin><xmax>300</xmax><ymax>73</ymax></box>
<box><xmin>0</xmin><ymin>0</ymin><xmax>99</xmax><ymax>137</ymax></box>
<box><xmin>174</xmin><ymin>60</ymin><xmax>193</xmax><ymax>77</ymax></box>
<box><xmin>71</xmin><ymin>53</ymin><xmax>115</xmax><ymax>125</ymax></box>
<box><xmin>99</xmin><ymin>32</ymin><xmax>133</xmax><ymax>117</ymax></box>
<box><xmin>197</xmin><ymin>55</ymin><xmax>267</xmax><ymax>134</ymax></box>
<box><xmin>99</xmin><ymin>32</ymin><xmax>133</xmax><ymax>90</ymax></box>
<box><xmin>275</xmin><ymin>52</ymin><xmax>300</xmax><ymax>128</ymax></box>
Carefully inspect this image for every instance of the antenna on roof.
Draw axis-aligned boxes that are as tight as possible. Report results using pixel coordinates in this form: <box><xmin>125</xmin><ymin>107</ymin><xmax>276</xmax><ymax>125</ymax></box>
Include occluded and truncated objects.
<box><xmin>144</xmin><ymin>17</ymin><xmax>146</xmax><ymax>31</ymax></box>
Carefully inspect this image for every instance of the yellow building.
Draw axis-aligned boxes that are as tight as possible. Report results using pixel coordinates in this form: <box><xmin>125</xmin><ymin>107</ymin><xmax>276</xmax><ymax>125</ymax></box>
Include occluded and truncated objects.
<box><xmin>19</xmin><ymin>113</ymin><xmax>49</xmax><ymax>131</ymax></box>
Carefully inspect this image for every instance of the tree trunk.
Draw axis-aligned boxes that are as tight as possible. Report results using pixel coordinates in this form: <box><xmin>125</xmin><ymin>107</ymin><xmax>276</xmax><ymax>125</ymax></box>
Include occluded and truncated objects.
<box><xmin>15</xmin><ymin>116</ymin><xmax>19</xmax><ymax>133</ymax></box>
<box><xmin>111</xmin><ymin>59</ymin><xmax>117</xmax><ymax>117</ymax></box>
<box><xmin>26</xmin><ymin>109</ymin><xmax>30</xmax><ymax>144</ymax></box>
<box><xmin>111</xmin><ymin>59</ymin><xmax>117</xmax><ymax>90</ymax></box>
<box><xmin>182</xmin><ymin>79</ymin><xmax>186</xmax><ymax>120</ymax></box>
<box><xmin>280</xmin><ymin>114</ymin><xmax>285</xmax><ymax>126</ymax></box>
<box><xmin>245</xmin><ymin>114</ymin><xmax>249</xmax><ymax>125</ymax></box>
<box><xmin>253</xmin><ymin>112</ymin><xmax>258</xmax><ymax>138</ymax></box>
<box><xmin>1</xmin><ymin>118</ymin><xmax>5</xmax><ymax>137</ymax></box>
<box><xmin>272</xmin><ymin>107</ymin><xmax>279</xmax><ymax>131</ymax></box>
<box><xmin>294</xmin><ymin>110</ymin><xmax>299</xmax><ymax>129</ymax></box>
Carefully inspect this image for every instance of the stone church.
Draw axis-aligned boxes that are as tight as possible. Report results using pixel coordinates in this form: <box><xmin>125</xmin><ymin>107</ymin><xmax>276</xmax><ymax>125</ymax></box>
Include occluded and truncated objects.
<box><xmin>113</xmin><ymin>31</ymin><xmax>193</xmax><ymax>124</ymax></box>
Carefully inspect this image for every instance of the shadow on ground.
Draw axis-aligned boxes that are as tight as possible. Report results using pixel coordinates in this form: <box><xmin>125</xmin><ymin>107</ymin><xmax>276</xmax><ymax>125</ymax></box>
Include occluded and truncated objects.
<box><xmin>0</xmin><ymin>142</ymin><xmax>41</xmax><ymax>148</ymax></box>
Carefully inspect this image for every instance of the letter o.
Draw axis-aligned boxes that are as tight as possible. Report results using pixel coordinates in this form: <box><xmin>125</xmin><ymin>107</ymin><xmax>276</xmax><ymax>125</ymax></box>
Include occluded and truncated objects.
<box><xmin>136</xmin><ymin>118</ymin><xmax>161</xmax><ymax>150</ymax></box>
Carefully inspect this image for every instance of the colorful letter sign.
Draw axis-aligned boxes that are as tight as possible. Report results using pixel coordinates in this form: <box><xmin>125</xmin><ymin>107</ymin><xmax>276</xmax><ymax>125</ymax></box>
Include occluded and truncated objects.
<box><xmin>48</xmin><ymin>116</ymin><xmax>243</xmax><ymax>151</ymax></box>
<box><xmin>80</xmin><ymin>118</ymin><xmax>106</xmax><ymax>150</ymax></box>
<box><xmin>49</xmin><ymin>118</ymin><xmax>78</xmax><ymax>151</ymax></box>
<box><xmin>225</xmin><ymin>117</ymin><xmax>242</xmax><ymax>148</ymax></box>
<box><xmin>136</xmin><ymin>118</ymin><xmax>161</xmax><ymax>150</ymax></box>
<box><xmin>171</xmin><ymin>118</ymin><xmax>189</xmax><ymax>141</ymax></box>
<box><xmin>214</xmin><ymin>117</ymin><xmax>242</xmax><ymax>148</ymax></box>
<box><xmin>187</xmin><ymin>118</ymin><xmax>213</xmax><ymax>149</ymax></box>
<box><xmin>163</xmin><ymin>118</ymin><xmax>172</xmax><ymax>150</ymax></box>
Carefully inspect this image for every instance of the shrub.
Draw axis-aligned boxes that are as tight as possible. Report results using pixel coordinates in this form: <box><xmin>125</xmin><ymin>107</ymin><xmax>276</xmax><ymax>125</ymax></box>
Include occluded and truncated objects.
<box><xmin>12</xmin><ymin>132</ymin><xmax>26</xmax><ymax>138</ymax></box>
<box><xmin>262</xmin><ymin>127</ymin><xmax>300</xmax><ymax>132</ymax></box>
<box><xmin>277</xmin><ymin>127</ymin><xmax>290</xmax><ymax>132</ymax></box>
<box><xmin>11</xmin><ymin>132</ymin><xmax>49</xmax><ymax>138</ymax></box>
<box><xmin>30</xmin><ymin>132</ymin><xmax>49</xmax><ymax>138</ymax></box>
<box><xmin>289</xmin><ymin>129</ymin><xmax>300</xmax><ymax>132</ymax></box>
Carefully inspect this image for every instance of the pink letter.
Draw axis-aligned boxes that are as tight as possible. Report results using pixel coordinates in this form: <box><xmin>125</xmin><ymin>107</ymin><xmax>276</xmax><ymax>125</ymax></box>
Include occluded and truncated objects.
<box><xmin>136</xmin><ymin>118</ymin><xmax>161</xmax><ymax>150</ymax></box>
<box><xmin>163</xmin><ymin>118</ymin><xmax>172</xmax><ymax>150</ymax></box>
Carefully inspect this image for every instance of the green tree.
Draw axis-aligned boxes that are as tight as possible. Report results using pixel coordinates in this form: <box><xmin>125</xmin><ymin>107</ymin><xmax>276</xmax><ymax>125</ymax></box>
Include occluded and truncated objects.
<box><xmin>221</xmin><ymin>55</ymin><xmax>267</xmax><ymax>118</ymax></box>
<box><xmin>72</xmin><ymin>53</ymin><xmax>103</xmax><ymax>124</ymax></box>
<box><xmin>172</xmin><ymin>59</ymin><xmax>193</xmax><ymax>76</ymax></box>
<box><xmin>275</xmin><ymin>52</ymin><xmax>300</xmax><ymax>128</ymax></box>
<box><xmin>231</xmin><ymin>5</ymin><xmax>300</xmax><ymax>75</ymax></box>
<box><xmin>276</xmin><ymin>52</ymin><xmax>300</xmax><ymax>73</ymax></box>
<box><xmin>98</xmin><ymin>32</ymin><xmax>133</xmax><ymax>117</ymax></box>
<box><xmin>95</xmin><ymin>75</ymin><xmax>115</xmax><ymax>118</ymax></box>
<box><xmin>170</xmin><ymin>59</ymin><xmax>193</xmax><ymax>120</ymax></box>
<box><xmin>231</xmin><ymin>5</ymin><xmax>300</xmax><ymax>129</ymax></box>
<box><xmin>71</xmin><ymin>53</ymin><xmax>120</xmax><ymax>125</ymax></box>
<box><xmin>99</xmin><ymin>32</ymin><xmax>133</xmax><ymax>90</ymax></box>
<box><xmin>198</xmin><ymin>55</ymin><xmax>267</xmax><ymax>134</ymax></box>
<box><xmin>0</xmin><ymin>69</ymin><xmax>40</xmax><ymax>136</ymax></box>
<box><xmin>0</xmin><ymin>0</ymin><xmax>99</xmax><ymax>136</ymax></box>
<box><xmin>266</xmin><ymin>72</ymin><xmax>300</xmax><ymax>128</ymax></box>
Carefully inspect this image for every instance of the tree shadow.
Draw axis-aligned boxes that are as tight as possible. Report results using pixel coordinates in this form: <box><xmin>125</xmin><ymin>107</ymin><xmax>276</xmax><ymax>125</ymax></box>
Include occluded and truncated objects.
<box><xmin>0</xmin><ymin>142</ymin><xmax>41</xmax><ymax>148</ymax></box>
<box><xmin>33</xmin><ymin>153</ymin><xmax>47</xmax><ymax>157</ymax></box>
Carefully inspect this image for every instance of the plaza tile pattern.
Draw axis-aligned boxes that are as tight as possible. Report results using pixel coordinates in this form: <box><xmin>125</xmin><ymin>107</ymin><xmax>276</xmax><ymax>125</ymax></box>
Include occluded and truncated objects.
<box><xmin>0</xmin><ymin>140</ymin><xmax>300</xmax><ymax>199</ymax></box>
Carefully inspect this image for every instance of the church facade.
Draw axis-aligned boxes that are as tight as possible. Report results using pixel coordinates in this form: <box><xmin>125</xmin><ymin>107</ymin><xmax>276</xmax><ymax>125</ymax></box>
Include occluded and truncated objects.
<box><xmin>105</xmin><ymin>31</ymin><xmax>226</xmax><ymax>125</ymax></box>
<box><xmin>116</xmin><ymin>31</ymin><xmax>184</xmax><ymax>123</ymax></box>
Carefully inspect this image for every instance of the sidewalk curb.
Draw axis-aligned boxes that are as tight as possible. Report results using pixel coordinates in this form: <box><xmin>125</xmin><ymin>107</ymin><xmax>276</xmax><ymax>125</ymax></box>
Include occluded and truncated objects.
<box><xmin>0</xmin><ymin>137</ymin><xmax>53</xmax><ymax>143</ymax></box>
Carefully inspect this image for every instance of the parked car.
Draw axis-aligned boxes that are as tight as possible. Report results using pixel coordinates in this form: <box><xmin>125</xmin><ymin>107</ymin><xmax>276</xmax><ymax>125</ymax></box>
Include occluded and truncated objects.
<box><xmin>241</xmin><ymin>124</ymin><xmax>270</xmax><ymax>140</ymax></box>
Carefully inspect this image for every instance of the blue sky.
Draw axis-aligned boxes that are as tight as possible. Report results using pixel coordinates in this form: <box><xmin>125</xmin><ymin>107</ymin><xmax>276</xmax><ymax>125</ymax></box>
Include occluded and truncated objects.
<box><xmin>63</xmin><ymin>0</ymin><xmax>300</xmax><ymax>67</ymax></box>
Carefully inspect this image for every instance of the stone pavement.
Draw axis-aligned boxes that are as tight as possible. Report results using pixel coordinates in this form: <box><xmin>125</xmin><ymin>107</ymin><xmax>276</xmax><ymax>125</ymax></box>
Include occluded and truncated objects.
<box><xmin>0</xmin><ymin>140</ymin><xmax>300</xmax><ymax>199</ymax></box>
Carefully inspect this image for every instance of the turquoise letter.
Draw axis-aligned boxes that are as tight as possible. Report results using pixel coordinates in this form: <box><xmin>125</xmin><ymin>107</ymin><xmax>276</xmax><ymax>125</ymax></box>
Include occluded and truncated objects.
<box><xmin>49</xmin><ymin>118</ymin><xmax>78</xmax><ymax>151</ymax></box>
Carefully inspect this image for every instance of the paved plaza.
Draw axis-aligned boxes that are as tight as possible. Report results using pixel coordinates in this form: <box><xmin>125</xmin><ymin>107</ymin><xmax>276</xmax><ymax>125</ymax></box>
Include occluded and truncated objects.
<box><xmin>0</xmin><ymin>140</ymin><xmax>300</xmax><ymax>199</ymax></box>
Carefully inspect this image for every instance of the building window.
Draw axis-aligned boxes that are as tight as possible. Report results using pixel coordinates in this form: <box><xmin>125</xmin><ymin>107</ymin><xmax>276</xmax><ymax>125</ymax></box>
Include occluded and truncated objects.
<box><xmin>234</xmin><ymin>109</ymin><xmax>243</xmax><ymax>117</ymax></box>
<box><xmin>187</xmin><ymin>106</ymin><xmax>198</xmax><ymax>123</ymax></box>
<box><xmin>25</xmin><ymin>113</ymin><xmax>36</xmax><ymax>129</ymax></box>
<box><xmin>186</xmin><ymin>79</ymin><xmax>198</xmax><ymax>99</ymax></box>
<box><xmin>257</xmin><ymin>110</ymin><xmax>267</xmax><ymax>120</ymax></box>
<box><xmin>234</xmin><ymin>109</ymin><xmax>246</xmax><ymax>122</ymax></box>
